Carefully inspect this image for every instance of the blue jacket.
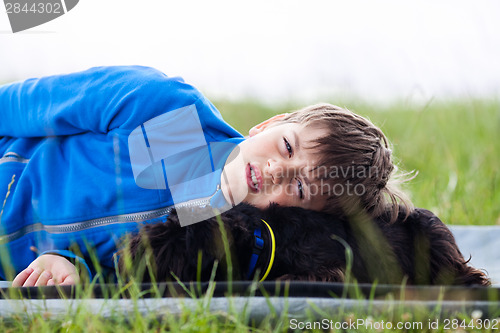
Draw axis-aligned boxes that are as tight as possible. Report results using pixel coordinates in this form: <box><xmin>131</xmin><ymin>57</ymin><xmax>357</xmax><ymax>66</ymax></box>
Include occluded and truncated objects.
<box><xmin>0</xmin><ymin>66</ymin><xmax>244</xmax><ymax>280</ymax></box>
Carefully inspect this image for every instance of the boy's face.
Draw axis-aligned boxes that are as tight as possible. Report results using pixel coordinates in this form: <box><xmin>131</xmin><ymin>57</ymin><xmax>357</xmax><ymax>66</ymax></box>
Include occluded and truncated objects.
<box><xmin>221</xmin><ymin>116</ymin><xmax>327</xmax><ymax>211</ymax></box>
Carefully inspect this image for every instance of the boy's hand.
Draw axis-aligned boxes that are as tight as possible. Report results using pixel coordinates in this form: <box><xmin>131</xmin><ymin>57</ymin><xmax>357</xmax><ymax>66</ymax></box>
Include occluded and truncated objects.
<box><xmin>12</xmin><ymin>254</ymin><xmax>80</xmax><ymax>287</ymax></box>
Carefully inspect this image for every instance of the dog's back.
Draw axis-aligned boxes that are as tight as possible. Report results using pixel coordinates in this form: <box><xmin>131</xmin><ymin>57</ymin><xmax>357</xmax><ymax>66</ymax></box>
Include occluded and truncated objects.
<box><xmin>262</xmin><ymin>204</ymin><xmax>490</xmax><ymax>286</ymax></box>
<box><xmin>377</xmin><ymin>208</ymin><xmax>489</xmax><ymax>285</ymax></box>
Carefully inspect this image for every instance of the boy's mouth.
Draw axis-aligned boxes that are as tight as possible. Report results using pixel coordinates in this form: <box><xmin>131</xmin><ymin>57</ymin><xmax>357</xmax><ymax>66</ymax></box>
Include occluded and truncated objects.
<box><xmin>246</xmin><ymin>163</ymin><xmax>262</xmax><ymax>192</ymax></box>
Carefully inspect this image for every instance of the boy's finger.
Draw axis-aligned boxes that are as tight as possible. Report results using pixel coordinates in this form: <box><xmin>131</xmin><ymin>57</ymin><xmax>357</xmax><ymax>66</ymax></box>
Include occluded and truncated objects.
<box><xmin>47</xmin><ymin>279</ymin><xmax>55</xmax><ymax>286</ymax></box>
<box><xmin>12</xmin><ymin>267</ymin><xmax>34</xmax><ymax>287</ymax></box>
<box><xmin>23</xmin><ymin>268</ymin><xmax>42</xmax><ymax>287</ymax></box>
<box><xmin>59</xmin><ymin>274</ymin><xmax>78</xmax><ymax>286</ymax></box>
<box><xmin>35</xmin><ymin>270</ymin><xmax>52</xmax><ymax>287</ymax></box>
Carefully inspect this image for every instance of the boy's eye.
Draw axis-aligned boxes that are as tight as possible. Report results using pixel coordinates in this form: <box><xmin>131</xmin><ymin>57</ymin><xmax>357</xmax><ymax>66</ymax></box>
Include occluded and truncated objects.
<box><xmin>296</xmin><ymin>178</ymin><xmax>304</xmax><ymax>199</ymax></box>
<box><xmin>283</xmin><ymin>137</ymin><xmax>293</xmax><ymax>158</ymax></box>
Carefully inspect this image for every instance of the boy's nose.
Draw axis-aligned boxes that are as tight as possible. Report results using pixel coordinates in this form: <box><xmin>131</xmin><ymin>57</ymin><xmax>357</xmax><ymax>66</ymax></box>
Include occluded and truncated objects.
<box><xmin>266</xmin><ymin>159</ymin><xmax>294</xmax><ymax>185</ymax></box>
<box><xmin>265</xmin><ymin>159</ymin><xmax>280</xmax><ymax>185</ymax></box>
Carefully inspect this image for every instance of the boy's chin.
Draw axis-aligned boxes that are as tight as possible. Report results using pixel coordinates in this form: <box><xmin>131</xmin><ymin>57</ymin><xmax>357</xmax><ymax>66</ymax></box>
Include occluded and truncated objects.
<box><xmin>221</xmin><ymin>182</ymin><xmax>249</xmax><ymax>207</ymax></box>
<box><xmin>240</xmin><ymin>195</ymin><xmax>268</xmax><ymax>209</ymax></box>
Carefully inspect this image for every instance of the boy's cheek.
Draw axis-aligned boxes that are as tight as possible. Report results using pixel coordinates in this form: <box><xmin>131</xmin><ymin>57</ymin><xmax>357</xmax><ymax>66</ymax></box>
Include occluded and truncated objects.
<box><xmin>221</xmin><ymin>151</ymin><xmax>248</xmax><ymax>206</ymax></box>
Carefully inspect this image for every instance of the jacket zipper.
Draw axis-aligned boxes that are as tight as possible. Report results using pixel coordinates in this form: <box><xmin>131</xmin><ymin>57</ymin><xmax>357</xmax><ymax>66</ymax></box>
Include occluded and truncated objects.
<box><xmin>0</xmin><ymin>152</ymin><xmax>29</xmax><ymax>164</ymax></box>
<box><xmin>0</xmin><ymin>185</ymin><xmax>220</xmax><ymax>244</ymax></box>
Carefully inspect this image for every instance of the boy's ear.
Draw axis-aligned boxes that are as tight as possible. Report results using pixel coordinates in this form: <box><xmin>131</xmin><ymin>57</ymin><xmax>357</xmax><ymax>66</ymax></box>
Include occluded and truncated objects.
<box><xmin>249</xmin><ymin>113</ymin><xmax>289</xmax><ymax>137</ymax></box>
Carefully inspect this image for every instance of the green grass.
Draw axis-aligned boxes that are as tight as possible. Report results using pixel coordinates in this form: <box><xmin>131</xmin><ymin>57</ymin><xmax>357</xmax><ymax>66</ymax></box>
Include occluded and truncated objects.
<box><xmin>2</xmin><ymin>282</ymin><xmax>499</xmax><ymax>333</ymax></box>
<box><xmin>2</xmin><ymin>98</ymin><xmax>500</xmax><ymax>332</ymax></box>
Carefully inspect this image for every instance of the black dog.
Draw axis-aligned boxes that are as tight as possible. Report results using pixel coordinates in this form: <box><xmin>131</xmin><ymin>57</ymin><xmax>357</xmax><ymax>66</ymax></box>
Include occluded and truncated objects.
<box><xmin>120</xmin><ymin>203</ymin><xmax>490</xmax><ymax>286</ymax></box>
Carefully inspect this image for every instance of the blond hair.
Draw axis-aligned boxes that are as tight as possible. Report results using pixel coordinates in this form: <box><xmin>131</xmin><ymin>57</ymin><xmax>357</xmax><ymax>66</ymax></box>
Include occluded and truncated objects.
<box><xmin>279</xmin><ymin>103</ymin><xmax>413</xmax><ymax>222</ymax></box>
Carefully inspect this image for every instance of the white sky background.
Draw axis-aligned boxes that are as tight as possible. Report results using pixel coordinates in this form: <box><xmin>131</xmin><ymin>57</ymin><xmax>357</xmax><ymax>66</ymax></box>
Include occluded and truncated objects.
<box><xmin>0</xmin><ymin>0</ymin><xmax>499</xmax><ymax>104</ymax></box>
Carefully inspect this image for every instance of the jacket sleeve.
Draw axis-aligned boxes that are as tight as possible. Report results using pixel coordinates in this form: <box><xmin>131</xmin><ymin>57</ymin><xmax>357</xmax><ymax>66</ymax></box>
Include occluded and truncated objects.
<box><xmin>0</xmin><ymin>66</ymin><xmax>200</xmax><ymax>137</ymax></box>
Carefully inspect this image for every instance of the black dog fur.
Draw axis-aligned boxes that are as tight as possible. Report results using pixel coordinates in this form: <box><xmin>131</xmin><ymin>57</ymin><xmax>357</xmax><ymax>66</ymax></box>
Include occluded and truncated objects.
<box><xmin>120</xmin><ymin>203</ymin><xmax>490</xmax><ymax>286</ymax></box>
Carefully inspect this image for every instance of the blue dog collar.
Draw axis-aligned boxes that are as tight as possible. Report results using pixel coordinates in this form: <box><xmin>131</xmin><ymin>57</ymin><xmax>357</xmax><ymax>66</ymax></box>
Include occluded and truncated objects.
<box><xmin>246</xmin><ymin>228</ymin><xmax>264</xmax><ymax>279</ymax></box>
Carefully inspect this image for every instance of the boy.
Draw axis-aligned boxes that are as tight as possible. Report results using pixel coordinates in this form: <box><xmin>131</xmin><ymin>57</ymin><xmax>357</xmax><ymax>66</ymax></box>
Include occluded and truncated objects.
<box><xmin>0</xmin><ymin>66</ymin><xmax>407</xmax><ymax>286</ymax></box>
